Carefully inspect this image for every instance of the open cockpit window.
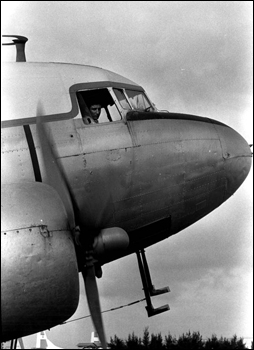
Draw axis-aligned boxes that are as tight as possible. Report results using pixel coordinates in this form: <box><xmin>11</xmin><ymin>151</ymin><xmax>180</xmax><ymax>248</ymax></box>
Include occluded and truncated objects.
<box><xmin>76</xmin><ymin>87</ymin><xmax>156</xmax><ymax>126</ymax></box>
<box><xmin>76</xmin><ymin>88</ymin><xmax>122</xmax><ymax>125</ymax></box>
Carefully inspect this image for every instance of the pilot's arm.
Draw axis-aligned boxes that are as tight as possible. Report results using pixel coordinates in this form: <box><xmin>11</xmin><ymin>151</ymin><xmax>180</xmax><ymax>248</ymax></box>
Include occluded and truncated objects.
<box><xmin>77</xmin><ymin>93</ymin><xmax>96</xmax><ymax>125</ymax></box>
<box><xmin>82</xmin><ymin>116</ymin><xmax>97</xmax><ymax>125</ymax></box>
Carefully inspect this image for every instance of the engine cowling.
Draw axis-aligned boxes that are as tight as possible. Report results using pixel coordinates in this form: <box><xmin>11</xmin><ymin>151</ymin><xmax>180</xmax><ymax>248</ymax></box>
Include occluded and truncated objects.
<box><xmin>1</xmin><ymin>182</ymin><xmax>79</xmax><ymax>341</ymax></box>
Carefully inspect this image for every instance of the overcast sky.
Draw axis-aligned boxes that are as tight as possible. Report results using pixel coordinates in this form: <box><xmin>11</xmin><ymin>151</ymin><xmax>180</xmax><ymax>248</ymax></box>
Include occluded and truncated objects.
<box><xmin>1</xmin><ymin>1</ymin><xmax>253</xmax><ymax>348</ymax></box>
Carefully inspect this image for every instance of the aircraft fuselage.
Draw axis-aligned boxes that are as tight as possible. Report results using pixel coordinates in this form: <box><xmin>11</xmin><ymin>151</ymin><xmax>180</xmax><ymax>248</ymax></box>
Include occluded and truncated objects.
<box><xmin>2</xmin><ymin>108</ymin><xmax>251</xmax><ymax>258</ymax></box>
<box><xmin>1</xmin><ymin>61</ymin><xmax>252</xmax><ymax>341</ymax></box>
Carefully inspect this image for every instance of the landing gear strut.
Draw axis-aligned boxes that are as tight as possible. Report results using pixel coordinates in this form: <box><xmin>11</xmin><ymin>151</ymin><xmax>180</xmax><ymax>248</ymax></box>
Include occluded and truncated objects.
<box><xmin>10</xmin><ymin>339</ymin><xmax>18</xmax><ymax>349</ymax></box>
<box><xmin>9</xmin><ymin>338</ymin><xmax>24</xmax><ymax>349</ymax></box>
<box><xmin>136</xmin><ymin>249</ymin><xmax>170</xmax><ymax>317</ymax></box>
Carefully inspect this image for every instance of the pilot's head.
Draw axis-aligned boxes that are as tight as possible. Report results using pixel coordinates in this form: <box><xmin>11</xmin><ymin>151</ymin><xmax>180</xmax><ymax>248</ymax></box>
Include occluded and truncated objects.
<box><xmin>88</xmin><ymin>103</ymin><xmax>102</xmax><ymax>123</ymax></box>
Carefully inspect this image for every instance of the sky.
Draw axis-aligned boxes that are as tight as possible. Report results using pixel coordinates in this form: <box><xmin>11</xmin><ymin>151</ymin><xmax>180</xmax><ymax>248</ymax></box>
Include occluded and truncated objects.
<box><xmin>1</xmin><ymin>1</ymin><xmax>253</xmax><ymax>348</ymax></box>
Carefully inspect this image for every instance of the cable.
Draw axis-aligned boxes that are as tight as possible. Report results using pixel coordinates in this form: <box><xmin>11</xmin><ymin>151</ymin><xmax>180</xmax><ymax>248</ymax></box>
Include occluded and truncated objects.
<box><xmin>61</xmin><ymin>298</ymin><xmax>146</xmax><ymax>325</ymax></box>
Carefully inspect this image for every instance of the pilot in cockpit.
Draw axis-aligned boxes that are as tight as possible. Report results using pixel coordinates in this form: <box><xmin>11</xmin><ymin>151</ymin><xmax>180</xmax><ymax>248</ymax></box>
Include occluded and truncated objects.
<box><xmin>83</xmin><ymin>101</ymin><xmax>102</xmax><ymax>125</ymax></box>
<box><xmin>77</xmin><ymin>92</ymin><xmax>101</xmax><ymax>125</ymax></box>
<box><xmin>76</xmin><ymin>89</ymin><xmax>113</xmax><ymax>125</ymax></box>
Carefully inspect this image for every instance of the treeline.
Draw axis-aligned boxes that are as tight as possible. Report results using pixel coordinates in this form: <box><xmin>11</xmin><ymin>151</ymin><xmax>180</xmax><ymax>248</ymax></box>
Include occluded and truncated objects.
<box><xmin>108</xmin><ymin>328</ymin><xmax>252</xmax><ymax>349</ymax></box>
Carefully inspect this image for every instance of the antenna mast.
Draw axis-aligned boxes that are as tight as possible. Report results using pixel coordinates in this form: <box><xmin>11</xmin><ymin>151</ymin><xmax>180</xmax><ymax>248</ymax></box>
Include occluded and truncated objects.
<box><xmin>2</xmin><ymin>35</ymin><xmax>28</xmax><ymax>62</ymax></box>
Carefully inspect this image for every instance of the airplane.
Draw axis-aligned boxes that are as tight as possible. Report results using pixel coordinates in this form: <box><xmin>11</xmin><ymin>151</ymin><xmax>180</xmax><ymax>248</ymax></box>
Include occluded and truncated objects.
<box><xmin>1</xmin><ymin>339</ymin><xmax>24</xmax><ymax>350</ymax></box>
<box><xmin>1</xmin><ymin>35</ymin><xmax>252</xmax><ymax>349</ymax></box>
<box><xmin>31</xmin><ymin>331</ymin><xmax>63</xmax><ymax>349</ymax></box>
<box><xmin>77</xmin><ymin>331</ymin><xmax>103</xmax><ymax>349</ymax></box>
<box><xmin>1</xmin><ymin>331</ymin><xmax>63</xmax><ymax>349</ymax></box>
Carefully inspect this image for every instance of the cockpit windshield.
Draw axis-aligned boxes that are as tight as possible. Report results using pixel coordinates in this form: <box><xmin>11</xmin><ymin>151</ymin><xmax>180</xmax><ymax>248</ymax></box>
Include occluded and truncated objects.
<box><xmin>125</xmin><ymin>90</ymin><xmax>151</xmax><ymax>110</ymax></box>
<box><xmin>113</xmin><ymin>88</ymin><xmax>131</xmax><ymax>109</ymax></box>
<box><xmin>113</xmin><ymin>88</ymin><xmax>154</xmax><ymax>112</ymax></box>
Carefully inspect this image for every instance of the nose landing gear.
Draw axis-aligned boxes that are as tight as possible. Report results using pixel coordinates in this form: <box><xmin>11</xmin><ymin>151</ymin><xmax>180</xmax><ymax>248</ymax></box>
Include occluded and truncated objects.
<box><xmin>136</xmin><ymin>249</ymin><xmax>170</xmax><ymax>317</ymax></box>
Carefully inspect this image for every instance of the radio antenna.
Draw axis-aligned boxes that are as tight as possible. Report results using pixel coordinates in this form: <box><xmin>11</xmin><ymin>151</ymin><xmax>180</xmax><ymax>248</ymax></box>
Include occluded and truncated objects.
<box><xmin>2</xmin><ymin>35</ymin><xmax>28</xmax><ymax>62</ymax></box>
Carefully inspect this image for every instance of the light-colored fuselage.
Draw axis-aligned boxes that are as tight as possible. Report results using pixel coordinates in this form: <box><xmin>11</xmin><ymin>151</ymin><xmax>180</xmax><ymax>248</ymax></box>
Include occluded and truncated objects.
<box><xmin>1</xmin><ymin>61</ymin><xmax>252</xmax><ymax>341</ymax></box>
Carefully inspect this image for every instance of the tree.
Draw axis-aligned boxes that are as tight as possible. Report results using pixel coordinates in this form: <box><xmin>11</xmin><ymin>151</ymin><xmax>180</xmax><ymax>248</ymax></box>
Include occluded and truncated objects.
<box><xmin>149</xmin><ymin>332</ymin><xmax>164</xmax><ymax>350</ymax></box>
<box><xmin>164</xmin><ymin>333</ymin><xmax>177</xmax><ymax>350</ymax></box>
<box><xmin>126</xmin><ymin>332</ymin><xmax>143</xmax><ymax>350</ymax></box>
<box><xmin>204</xmin><ymin>334</ymin><xmax>220</xmax><ymax>349</ymax></box>
<box><xmin>142</xmin><ymin>327</ymin><xmax>150</xmax><ymax>349</ymax></box>
<box><xmin>108</xmin><ymin>335</ymin><xmax>127</xmax><ymax>349</ymax></box>
<box><xmin>230</xmin><ymin>334</ymin><xmax>246</xmax><ymax>349</ymax></box>
<box><xmin>108</xmin><ymin>330</ymin><xmax>249</xmax><ymax>349</ymax></box>
<box><xmin>177</xmin><ymin>331</ymin><xmax>204</xmax><ymax>350</ymax></box>
<box><xmin>204</xmin><ymin>334</ymin><xmax>248</xmax><ymax>349</ymax></box>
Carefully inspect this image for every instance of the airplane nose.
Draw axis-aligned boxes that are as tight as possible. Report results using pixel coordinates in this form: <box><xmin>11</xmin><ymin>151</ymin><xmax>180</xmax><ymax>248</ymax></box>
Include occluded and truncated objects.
<box><xmin>215</xmin><ymin>123</ymin><xmax>252</xmax><ymax>199</ymax></box>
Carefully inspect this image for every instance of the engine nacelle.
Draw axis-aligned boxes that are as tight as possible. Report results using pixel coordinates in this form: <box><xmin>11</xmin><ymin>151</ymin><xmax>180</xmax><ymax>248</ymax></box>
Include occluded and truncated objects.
<box><xmin>1</xmin><ymin>182</ymin><xmax>79</xmax><ymax>341</ymax></box>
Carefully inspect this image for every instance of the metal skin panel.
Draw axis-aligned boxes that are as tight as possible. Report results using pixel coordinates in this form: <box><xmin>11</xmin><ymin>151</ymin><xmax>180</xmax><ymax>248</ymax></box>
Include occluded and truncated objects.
<box><xmin>1</xmin><ymin>183</ymin><xmax>79</xmax><ymax>341</ymax></box>
<box><xmin>1</xmin><ymin>126</ymin><xmax>34</xmax><ymax>184</ymax></box>
<box><xmin>75</xmin><ymin>119</ymin><xmax>133</xmax><ymax>154</ymax></box>
<box><xmin>31</xmin><ymin>120</ymin><xmax>83</xmax><ymax>160</ymax></box>
<box><xmin>213</xmin><ymin>123</ymin><xmax>253</xmax><ymax>200</ymax></box>
<box><xmin>124</xmin><ymin>119</ymin><xmax>220</xmax><ymax>236</ymax></box>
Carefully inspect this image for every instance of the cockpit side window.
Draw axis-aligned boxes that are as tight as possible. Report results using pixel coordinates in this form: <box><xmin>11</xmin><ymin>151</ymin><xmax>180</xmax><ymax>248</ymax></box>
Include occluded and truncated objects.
<box><xmin>76</xmin><ymin>88</ymin><xmax>122</xmax><ymax>125</ymax></box>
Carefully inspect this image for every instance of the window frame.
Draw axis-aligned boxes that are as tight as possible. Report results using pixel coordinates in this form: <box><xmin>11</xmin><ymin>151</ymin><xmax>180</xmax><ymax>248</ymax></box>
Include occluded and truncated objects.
<box><xmin>73</xmin><ymin>83</ymin><xmax>155</xmax><ymax>127</ymax></box>
<box><xmin>113</xmin><ymin>87</ymin><xmax>155</xmax><ymax>112</ymax></box>
<box><xmin>75</xmin><ymin>87</ymin><xmax>123</xmax><ymax>125</ymax></box>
